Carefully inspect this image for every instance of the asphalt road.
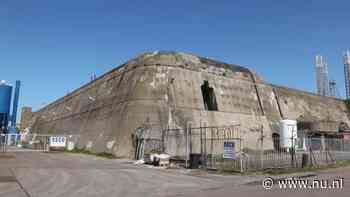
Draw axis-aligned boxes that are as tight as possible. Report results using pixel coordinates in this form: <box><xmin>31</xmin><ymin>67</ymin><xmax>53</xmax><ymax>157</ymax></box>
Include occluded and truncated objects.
<box><xmin>0</xmin><ymin>151</ymin><xmax>349</xmax><ymax>197</ymax></box>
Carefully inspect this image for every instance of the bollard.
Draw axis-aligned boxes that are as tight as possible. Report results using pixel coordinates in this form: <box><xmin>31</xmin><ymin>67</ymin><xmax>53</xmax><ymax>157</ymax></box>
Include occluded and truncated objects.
<box><xmin>301</xmin><ymin>153</ymin><xmax>309</xmax><ymax>168</ymax></box>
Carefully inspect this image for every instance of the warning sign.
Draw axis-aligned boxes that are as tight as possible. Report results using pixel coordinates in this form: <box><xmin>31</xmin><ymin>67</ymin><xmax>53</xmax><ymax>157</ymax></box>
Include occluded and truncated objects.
<box><xmin>223</xmin><ymin>141</ymin><xmax>236</xmax><ymax>159</ymax></box>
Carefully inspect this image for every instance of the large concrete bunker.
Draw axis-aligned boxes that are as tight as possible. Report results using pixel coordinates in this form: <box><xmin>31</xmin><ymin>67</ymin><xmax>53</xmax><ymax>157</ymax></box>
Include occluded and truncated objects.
<box><xmin>24</xmin><ymin>51</ymin><xmax>350</xmax><ymax>158</ymax></box>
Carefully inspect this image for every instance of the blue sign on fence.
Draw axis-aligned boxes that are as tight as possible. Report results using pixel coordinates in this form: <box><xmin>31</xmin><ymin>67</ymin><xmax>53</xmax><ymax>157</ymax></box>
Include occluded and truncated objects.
<box><xmin>223</xmin><ymin>141</ymin><xmax>236</xmax><ymax>159</ymax></box>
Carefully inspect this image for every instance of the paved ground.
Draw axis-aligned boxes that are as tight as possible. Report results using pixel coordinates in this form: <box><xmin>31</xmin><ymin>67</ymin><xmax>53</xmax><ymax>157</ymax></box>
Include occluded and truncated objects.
<box><xmin>0</xmin><ymin>150</ymin><xmax>349</xmax><ymax>197</ymax></box>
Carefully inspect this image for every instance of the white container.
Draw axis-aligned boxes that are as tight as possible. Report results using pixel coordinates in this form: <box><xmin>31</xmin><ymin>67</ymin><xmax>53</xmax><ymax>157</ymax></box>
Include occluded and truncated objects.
<box><xmin>67</xmin><ymin>141</ymin><xmax>75</xmax><ymax>151</ymax></box>
<box><xmin>280</xmin><ymin>119</ymin><xmax>297</xmax><ymax>148</ymax></box>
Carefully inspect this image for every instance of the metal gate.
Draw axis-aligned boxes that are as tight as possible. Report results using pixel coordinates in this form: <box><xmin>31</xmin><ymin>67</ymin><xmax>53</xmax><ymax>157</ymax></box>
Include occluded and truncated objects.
<box><xmin>162</xmin><ymin>124</ymin><xmax>243</xmax><ymax>171</ymax></box>
<box><xmin>199</xmin><ymin>125</ymin><xmax>242</xmax><ymax>171</ymax></box>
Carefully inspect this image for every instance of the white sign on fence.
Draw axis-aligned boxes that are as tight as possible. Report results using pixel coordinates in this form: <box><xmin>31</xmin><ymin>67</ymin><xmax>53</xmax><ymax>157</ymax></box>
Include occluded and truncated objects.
<box><xmin>50</xmin><ymin>136</ymin><xmax>67</xmax><ymax>147</ymax></box>
<box><xmin>223</xmin><ymin>141</ymin><xmax>236</xmax><ymax>159</ymax></box>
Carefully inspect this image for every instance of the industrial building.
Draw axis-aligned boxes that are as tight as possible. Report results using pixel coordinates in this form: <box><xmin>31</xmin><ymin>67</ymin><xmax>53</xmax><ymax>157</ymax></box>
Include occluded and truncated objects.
<box><xmin>315</xmin><ymin>55</ymin><xmax>330</xmax><ymax>97</ymax></box>
<box><xmin>0</xmin><ymin>80</ymin><xmax>20</xmax><ymax>133</ymax></box>
<box><xmin>21</xmin><ymin>51</ymin><xmax>350</xmax><ymax>158</ymax></box>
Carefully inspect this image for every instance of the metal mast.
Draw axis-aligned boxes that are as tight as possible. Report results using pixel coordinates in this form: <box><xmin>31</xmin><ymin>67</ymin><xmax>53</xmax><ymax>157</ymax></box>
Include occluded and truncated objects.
<box><xmin>329</xmin><ymin>79</ymin><xmax>339</xmax><ymax>98</ymax></box>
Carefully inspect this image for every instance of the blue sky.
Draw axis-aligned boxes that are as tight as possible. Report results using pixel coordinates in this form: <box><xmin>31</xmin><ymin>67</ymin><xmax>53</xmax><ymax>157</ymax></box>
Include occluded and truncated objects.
<box><xmin>1</xmin><ymin>0</ymin><xmax>350</xmax><ymax>111</ymax></box>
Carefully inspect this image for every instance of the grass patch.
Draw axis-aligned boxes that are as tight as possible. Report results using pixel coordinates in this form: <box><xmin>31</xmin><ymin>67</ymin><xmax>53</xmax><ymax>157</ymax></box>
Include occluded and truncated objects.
<box><xmin>65</xmin><ymin>148</ymin><xmax>117</xmax><ymax>159</ymax></box>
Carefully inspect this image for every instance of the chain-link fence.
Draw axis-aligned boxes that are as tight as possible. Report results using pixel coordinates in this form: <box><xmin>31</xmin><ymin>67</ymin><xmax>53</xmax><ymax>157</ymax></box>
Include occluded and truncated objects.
<box><xmin>160</xmin><ymin>124</ymin><xmax>243</xmax><ymax>171</ymax></box>
<box><xmin>2</xmin><ymin>126</ymin><xmax>350</xmax><ymax>173</ymax></box>
<box><xmin>0</xmin><ymin>133</ymin><xmax>80</xmax><ymax>152</ymax></box>
<box><xmin>142</xmin><ymin>124</ymin><xmax>350</xmax><ymax>172</ymax></box>
<box><xmin>239</xmin><ymin>134</ymin><xmax>350</xmax><ymax>172</ymax></box>
<box><xmin>299</xmin><ymin>136</ymin><xmax>350</xmax><ymax>152</ymax></box>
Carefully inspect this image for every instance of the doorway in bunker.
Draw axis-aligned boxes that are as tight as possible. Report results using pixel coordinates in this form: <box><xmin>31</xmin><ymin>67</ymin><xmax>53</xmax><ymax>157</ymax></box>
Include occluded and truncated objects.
<box><xmin>201</xmin><ymin>80</ymin><xmax>218</xmax><ymax>111</ymax></box>
<box><xmin>272</xmin><ymin>133</ymin><xmax>280</xmax><ymax>150</ymax></box>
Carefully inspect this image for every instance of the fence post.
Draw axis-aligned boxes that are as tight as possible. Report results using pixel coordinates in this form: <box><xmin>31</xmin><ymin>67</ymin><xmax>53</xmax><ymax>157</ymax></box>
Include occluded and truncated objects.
<box><xmin>260</xmin><ymin>125</ymin><xmax>264</xmax><ymax>170</ymax></box>
<box><xmin>46</xmin><ymin>136</ymin><xmax>50</xmax><ymax>152</ymax></box>
<box><xmin>240</xmin><ymin>137</ymin><xmax>243</xmax><ymax>173</ymax></box>
<box><xmin>203</xmin><ymin>126</ymin><xmax>207</xmax><ymax>168</ymax></box>
<box><xmin>185</xmin><ymin>127</ymin><xmax>188</xmax><ymax>168</ymax></box>
<box><xmin>200</xmin><ymin>126</ymin><xmax>203</xmax><ymax>156</ymax></box>
<box><xmin>188</xmin><ymin>127</ymin><xmax>192</xmax><ymax>157</ymax></box>
<box><xmin>4</xmin><ymin>135</ymin><xmax>7</xmax><ymax>152</ymax></box>
<box><xmin>200</xmin><ymin>126</ymin><xmax>206</xmax><ymax>169</ymax></box>
<box><xmin>44</xmin><ymin>136</ymin><xmax>47</xmax><ymax>152</ymax></box>
<box><xmin>321</xmin><ymin>135</ymin><xmax>326</xmax><ymax>151</ymax></box>
<box><xmin>291</xmin><ymin>129</ymin><xmax>295</xmax><ymax>168</ymax></box>
<box><xmin>0</xmin><ymin>135</ymin><xmax>3</xmax><ymax>153</ymax></box>
<box><xmin>162</xmin><ymin>127</ymin><xmax>165</xmax><ymax>153</ymax></box>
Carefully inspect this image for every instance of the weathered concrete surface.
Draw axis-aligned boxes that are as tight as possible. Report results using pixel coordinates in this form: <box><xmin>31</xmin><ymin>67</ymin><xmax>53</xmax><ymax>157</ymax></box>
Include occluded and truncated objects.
<box><xmin>0</xmin><ymin>151</ymin><xmax>253</xmax><ymax>197</ymax></box>
<box><xmin>1</xmin><ymin>151</ymin><xmax>350</xmax><ymax>197</ymax></box>
<box><xmin>0</xmin><ymin>183</ymin><xmax>27</xmax><ymax>197</ymax></box>
<box><xmin>0</xmin><ymin>156</ymin><xmax>27</xmax><ymax>197</ymax></box>
<box><xmin>197</xmin><ymin>166</ymin><xmax>350</xmax><ymax>197</ymax></box>
<box><xmin>274</xmin><ymin>85</ymin><xmax>349</xmax><ymax>123</ymax></box>
<box><xmin>26</xmin><ymin>51</ymin><xmax>350</xmax><ymax>158</ymax></box>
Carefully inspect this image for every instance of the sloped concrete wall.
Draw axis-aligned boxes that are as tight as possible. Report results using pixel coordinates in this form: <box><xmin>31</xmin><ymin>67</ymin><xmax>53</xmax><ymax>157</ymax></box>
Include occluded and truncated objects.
<box><xmin>29</xmin><ymin>53</ymin><xmax>350</xmax><ymax>158</ymax></box>
<box><xmin>273</xmin><ymin>85</ymin><xmax>350</xmax><ymax>125</ymax></box>
<box><xmin>32</xmin><ymin>65</ymin><xmax>170</xmax><ymax>157</ymax></box>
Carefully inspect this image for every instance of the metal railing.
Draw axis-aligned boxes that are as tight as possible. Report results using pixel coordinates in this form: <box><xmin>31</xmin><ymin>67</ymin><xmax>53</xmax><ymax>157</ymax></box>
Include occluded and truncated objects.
<box><xmin>142</xmin><ymin>125</ymin><xmax>350</xmax><ymax>172</ymax></box>
<box><xmin>152</xmin><ymin>124</ymin><xmax>243</xmax><ymax>171</ymax></box>
<box><xmin>0</xmin><ymin>133</ymin><xmax>80</xmax><ymax>153</ymax></box>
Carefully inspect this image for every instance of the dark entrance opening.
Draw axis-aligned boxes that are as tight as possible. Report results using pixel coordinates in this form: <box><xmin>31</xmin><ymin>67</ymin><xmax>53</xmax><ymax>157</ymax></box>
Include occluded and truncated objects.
<box><xmin>201</xmin><ymin>81</ymin><xmax>218</xmax><ymax>111</ymax></box>
<box><xmin>272</xmin><ymin>133</ymin><xmax>280</xmax><ymax>150</ymax></box>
